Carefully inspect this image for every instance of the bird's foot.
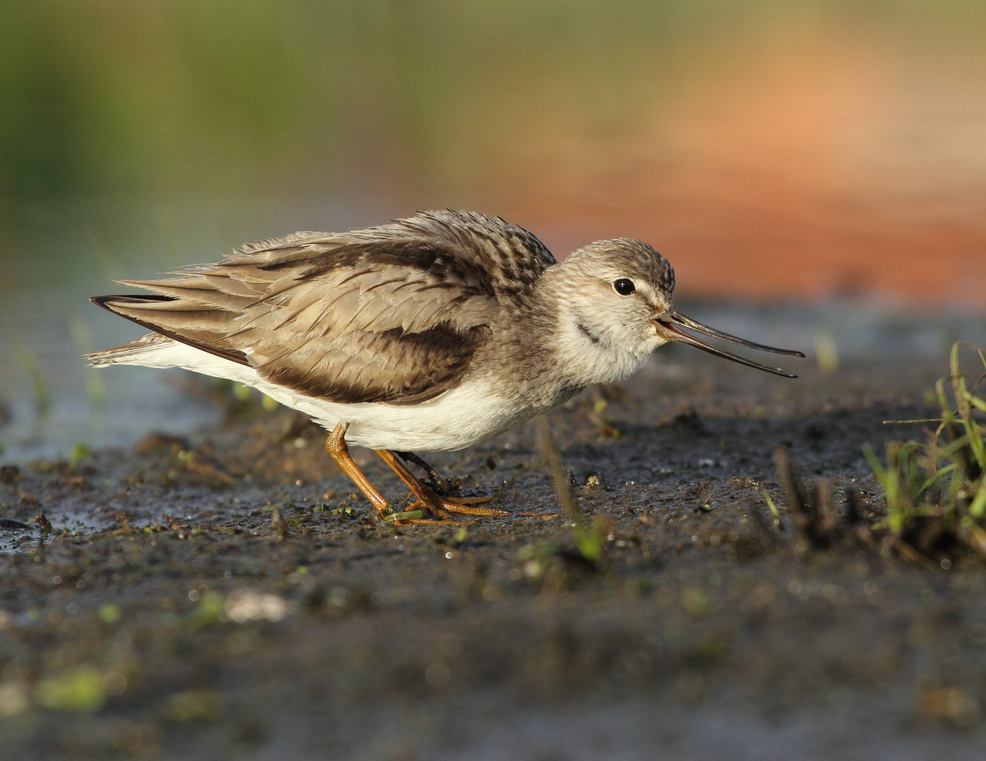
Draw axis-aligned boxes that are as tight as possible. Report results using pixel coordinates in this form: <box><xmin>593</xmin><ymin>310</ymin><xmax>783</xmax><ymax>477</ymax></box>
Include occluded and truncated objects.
<box><xmin>382</xmin><ymin>491</ymin><xmax>555</xmax><ymax>526</ymax></box>
<box><xmin>373</xmin><ymin>485</ymin><xmax>504</xmax><ymax>525</ymax></box>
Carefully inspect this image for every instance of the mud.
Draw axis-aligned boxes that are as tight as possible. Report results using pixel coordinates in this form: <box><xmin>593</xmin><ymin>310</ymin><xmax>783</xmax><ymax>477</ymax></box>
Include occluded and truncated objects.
<box><xmin>1</xmin><ymin>350</ymin><xmax>985</xmax><ymax>760</ymax></box>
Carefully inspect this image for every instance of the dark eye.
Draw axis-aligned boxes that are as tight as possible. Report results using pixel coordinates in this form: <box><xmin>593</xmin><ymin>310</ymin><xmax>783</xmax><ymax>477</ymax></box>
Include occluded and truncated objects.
<box><xmin>613</xmin><ymin>278</ymin><xmax>636</xmax><ymax>296</ymax></box>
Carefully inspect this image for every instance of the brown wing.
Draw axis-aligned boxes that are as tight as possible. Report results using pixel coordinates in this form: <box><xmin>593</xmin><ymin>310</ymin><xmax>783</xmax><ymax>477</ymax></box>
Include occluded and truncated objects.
<box><xmin>90</xmin><ymin>211</ymin><xmax>552</xmax><ymax>404</ymax></box>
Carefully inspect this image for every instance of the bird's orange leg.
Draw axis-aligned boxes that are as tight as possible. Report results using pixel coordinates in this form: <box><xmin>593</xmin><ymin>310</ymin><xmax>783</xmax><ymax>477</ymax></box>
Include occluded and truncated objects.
<box><xmin>325</xmin><ymin>423</ymin><xmax>552</xmax><ymax>525</ymax></box>
<box><xmin>324</xmin><ymin>423</ymin><xmax>394</xmax><ymax>519</ymax></box>
<box><xmin>374</xmin><ymin>449</ymin><xmax>510</xmax><ymax>522</ymax></box>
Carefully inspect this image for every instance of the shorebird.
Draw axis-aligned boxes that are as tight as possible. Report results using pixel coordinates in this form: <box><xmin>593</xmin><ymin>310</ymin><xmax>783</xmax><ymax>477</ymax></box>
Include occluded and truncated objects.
<box><xmin>89</xmin><ymin>210</ymin><xmax>803</xmax><ymax>523</ymax></box>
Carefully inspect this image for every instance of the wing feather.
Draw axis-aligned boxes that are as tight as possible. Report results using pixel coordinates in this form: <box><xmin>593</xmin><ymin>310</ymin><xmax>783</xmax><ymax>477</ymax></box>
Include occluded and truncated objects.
<box><xmin>89</xmin><ymin>211</ymin><xmax>554</xmax><ymax>403</ymax></box>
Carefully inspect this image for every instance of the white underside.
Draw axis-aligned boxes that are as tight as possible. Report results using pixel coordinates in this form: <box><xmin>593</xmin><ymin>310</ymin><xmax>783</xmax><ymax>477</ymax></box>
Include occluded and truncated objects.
<box><xmin>93</xmin><ymin>339</ymin><xmax>542</xmax><ymax>452</ymax></box>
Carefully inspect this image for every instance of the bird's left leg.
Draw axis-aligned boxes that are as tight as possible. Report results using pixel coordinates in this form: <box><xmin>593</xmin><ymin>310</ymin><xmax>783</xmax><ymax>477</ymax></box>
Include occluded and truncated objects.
<box><xmin>374</xmin><ymin>449</ymin><xmax>510</xmax><ymax>521</ymax></box>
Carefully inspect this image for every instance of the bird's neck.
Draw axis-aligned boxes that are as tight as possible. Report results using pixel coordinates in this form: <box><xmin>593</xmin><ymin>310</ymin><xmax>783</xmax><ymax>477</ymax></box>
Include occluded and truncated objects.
<box><xmin>528</xmin><ymin>271</ymin><xmax>654</xmax><ymax>391</ymax></box>
<box><xmin>549</xmin><ymin>306</ymin><xmax>651</xmax><ymax>388</ymax></box>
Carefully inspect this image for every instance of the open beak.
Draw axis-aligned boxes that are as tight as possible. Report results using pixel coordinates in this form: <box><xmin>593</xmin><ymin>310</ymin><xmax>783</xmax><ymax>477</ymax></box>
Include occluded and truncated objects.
<box><xmin>655</xmin><ymin>309</ymin><xmax>805</xmax><ymax>378</ymax></box>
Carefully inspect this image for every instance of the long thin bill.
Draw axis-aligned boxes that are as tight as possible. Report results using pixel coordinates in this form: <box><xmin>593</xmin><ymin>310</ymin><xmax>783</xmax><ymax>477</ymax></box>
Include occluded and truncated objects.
<box><xmin>659</xmin><ymin>310</ymin><xmax>805</xmax><ymax>378</ymax></box>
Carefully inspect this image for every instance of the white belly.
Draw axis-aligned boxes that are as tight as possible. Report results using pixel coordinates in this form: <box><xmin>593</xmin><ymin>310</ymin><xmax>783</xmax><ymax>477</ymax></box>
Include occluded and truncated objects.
<box><xmin>262</xmin><ymin>376</ymin><xmax>538</xmax><ymax>451</ymax></box>
<box><xmin>97</xmin><ymin>339</ymin><xmax>550</xmax><ymax>451</ymax></box>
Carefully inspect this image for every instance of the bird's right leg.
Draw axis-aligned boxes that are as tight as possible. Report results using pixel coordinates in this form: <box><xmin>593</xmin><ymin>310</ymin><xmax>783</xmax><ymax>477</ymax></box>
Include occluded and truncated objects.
<box><xmin>324</xmin><ymin>422</ymin><xmax>394</xmax><ymax>519</ymax></box>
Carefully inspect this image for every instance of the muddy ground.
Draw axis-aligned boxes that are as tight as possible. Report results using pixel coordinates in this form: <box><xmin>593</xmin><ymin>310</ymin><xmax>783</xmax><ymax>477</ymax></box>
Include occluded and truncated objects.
<box><xmin>1</xmin><ymin>347</ymin><xmax>985</xmax><ymax>760</ymax></box>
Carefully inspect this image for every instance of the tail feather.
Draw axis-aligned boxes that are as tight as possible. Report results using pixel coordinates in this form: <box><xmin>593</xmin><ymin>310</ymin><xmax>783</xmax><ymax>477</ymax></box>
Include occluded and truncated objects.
<box><xmin>85</xmin><ymin>332</ymin><xmax>176</xmax><ymax>367</ymax></box>
<box><xmin>89</xmin><ymin>294</ymin><xmax>249</xmax><ymax>366</ymax></box>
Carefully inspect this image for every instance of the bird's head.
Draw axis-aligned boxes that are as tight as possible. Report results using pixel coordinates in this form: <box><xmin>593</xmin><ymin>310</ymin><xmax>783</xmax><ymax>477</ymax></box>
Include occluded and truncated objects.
<box><xmin>552</xmin><ymin>238</ymin><xmax>804</xmax><ymax>379</ymax></box>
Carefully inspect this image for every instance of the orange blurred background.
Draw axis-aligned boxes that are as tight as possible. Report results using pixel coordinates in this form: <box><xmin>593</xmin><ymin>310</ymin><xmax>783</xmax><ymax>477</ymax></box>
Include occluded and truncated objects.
<box><xmin>502</xmin><ymin>23</ymin><xmax>986</xmax><ymax>309</ymax></box>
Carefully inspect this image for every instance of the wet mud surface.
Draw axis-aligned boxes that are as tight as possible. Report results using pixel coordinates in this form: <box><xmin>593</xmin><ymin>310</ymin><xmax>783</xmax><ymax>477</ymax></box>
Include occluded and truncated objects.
<box><xmin>2</xmin><ymin>353</ymin><xmax>985</xmax><ymax>760</ymax></box>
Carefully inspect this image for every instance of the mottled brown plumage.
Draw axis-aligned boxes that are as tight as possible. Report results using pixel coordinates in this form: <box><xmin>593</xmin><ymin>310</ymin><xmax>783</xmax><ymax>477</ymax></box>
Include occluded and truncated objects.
<box><xmin>94</xmin><ymin>211</ymin><xmax>554</xmax><ymax>405</ymax></box>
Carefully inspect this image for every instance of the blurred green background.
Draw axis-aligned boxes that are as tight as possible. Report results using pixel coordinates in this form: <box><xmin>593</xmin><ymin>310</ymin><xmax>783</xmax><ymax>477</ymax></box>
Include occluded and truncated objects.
<box><xmin>0</xmin><ymin>0</ymin><xmax>984</xmax><ymax>457</ymax></box>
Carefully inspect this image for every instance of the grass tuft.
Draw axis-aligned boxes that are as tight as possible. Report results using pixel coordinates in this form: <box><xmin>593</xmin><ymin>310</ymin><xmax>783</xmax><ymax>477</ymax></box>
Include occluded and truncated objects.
<box><xmin>536</xmin><ymin>415</ymin><xmax>605</xmax><ymax>565</ymax></box>
<box><xmin>866</xmin><ymin>342</ymin><xmax>986</xmax><ymax>563</ymax></box>
<box><xmin>772</xmin><ymin>446</ymin><xmax>871</xmax><ymax>552</ymax></box>
<box><xmin>13</xmin><ymin>342</ymin><xmax>50</xmax><ymax>416</ymax></box>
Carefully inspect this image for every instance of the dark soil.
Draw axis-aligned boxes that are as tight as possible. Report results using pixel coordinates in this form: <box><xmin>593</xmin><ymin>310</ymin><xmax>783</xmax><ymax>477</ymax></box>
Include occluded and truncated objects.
<box><xmin>2</xmin><ymin>352</ymin><xmax>985</xmax><ymax>760</ymax></box>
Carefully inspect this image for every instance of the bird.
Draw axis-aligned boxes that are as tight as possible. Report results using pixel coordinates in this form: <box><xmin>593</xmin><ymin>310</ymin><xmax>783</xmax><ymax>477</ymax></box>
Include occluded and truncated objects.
<box><xmin>88</xmin><ymin>209</ymin><xmax>803</xmax><ymax>524</ymax></box>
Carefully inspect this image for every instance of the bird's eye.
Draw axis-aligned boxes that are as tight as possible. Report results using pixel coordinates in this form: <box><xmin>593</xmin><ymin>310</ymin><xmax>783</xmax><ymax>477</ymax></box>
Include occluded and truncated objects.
<box><xmin>613</xmin><ymin>278</ymin><xmax>636</xmax><ymax>296</ymax></box>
